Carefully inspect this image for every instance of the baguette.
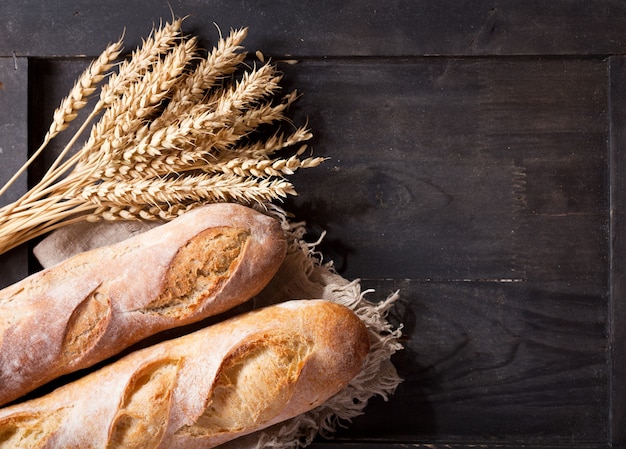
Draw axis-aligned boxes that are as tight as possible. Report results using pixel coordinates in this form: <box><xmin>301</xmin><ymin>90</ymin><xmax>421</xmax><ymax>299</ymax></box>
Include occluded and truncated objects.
<box><xmin>0</xmin><ymin>203</ymin><xmax>286</xmax><ymax>407</ymax></box>
<box><xmin>0</xmin><ymin>299</ymin><xmax>370</xmax><ymax>449</ymax></box>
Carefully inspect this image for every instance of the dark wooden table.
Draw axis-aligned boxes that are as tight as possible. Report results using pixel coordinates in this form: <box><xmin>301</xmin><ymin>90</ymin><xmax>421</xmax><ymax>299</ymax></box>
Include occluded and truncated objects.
<box><xmin>2</xmin><ymin>1</ymin><xmax>626</xmax><ymax>448</ymax></box>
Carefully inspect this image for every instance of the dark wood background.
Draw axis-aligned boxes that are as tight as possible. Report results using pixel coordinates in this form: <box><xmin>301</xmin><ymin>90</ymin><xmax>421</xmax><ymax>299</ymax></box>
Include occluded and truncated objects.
<box><xmin>1</xmin><ymin>1</ymin><xmax>626</xmax><ymax>448</ymax></box>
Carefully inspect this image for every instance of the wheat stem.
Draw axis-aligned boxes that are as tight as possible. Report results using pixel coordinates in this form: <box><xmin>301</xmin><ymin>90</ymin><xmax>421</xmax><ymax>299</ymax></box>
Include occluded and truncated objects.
<box><xmin>0</xmin><ymin>202</ymin><xmax>97</xmax><ymax>254</ymax></box>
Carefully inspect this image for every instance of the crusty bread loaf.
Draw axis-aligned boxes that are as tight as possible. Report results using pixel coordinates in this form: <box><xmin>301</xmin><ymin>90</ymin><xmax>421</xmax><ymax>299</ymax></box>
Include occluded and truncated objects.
<box><xmin>0</xmin><ymin>203</ymin><xmax>286</xmax><ymax>407</ymax></box>
<box><xmin>0</xmin><ymin>299</ymin><xmax>370</xmax><ymax>449</ymax></box>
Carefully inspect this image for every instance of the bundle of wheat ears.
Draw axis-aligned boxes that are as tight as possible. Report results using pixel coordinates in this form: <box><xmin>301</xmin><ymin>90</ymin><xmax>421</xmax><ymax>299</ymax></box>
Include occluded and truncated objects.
<box><xmin>0</xmin><ymin>18</ymin><xmax>322</xmax><ymax>255</ymax></box>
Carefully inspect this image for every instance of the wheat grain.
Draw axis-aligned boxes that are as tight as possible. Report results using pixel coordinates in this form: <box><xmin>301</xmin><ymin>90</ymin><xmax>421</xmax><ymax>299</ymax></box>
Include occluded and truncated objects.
<box><xmin>206</xmin><ymin>63</ymin><xmax>282</xmax><ymax>118</ymax></box>
<box><xmin>100</xmin><ymin>19</ymin><xmax>183</xmax><ymax>103</ymax></box>
<box><xmin>80</xmin><ymin>173</ymin><xmax>296</xmax><ymax>207</ymax></box>
<box><xmin>233</xmin><ymin>126</ymin><xmax>314</xmax><ymax>159</ymax></box>
<box><xmin>76</xmin><ymin>37</ymin><xmax>198</xmax><ymax>178</ymax></box>
<box><xmin>115</xmin><ymin>117</ymin><xmax>311</xmax><ymax>181</ymax></box>
<box><xmin>152</xmin><ymin>27</ymin><xmax>248</xmax><ymax>130</ymax></box>
<box><xmin>48</xmin><ymin>40</ymin><xmax>123</xmax><ymax>141</ymax></box>
<box><xmin>114</xmin><ymin>78</ymin><xmax>294</xmax><ymax>178</ymax></box>
<box><xmin>0</xmin><ymin>18</ymin><xmax>323</xmax><ymax>256</ymax></box>
<box><xmin>8</xmin><ymin>29</ymin><xmax>193</xmax><ymax>209</ymax></box>
<box><xmin>217</xmin><ymin>153</ymin><xmax>326</xmax><ymax>178</ymax></box>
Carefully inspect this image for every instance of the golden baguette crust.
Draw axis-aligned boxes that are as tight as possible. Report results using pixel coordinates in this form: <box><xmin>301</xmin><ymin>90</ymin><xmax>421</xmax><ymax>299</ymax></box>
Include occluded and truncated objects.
<box><xmin>0</xmin><ymin>300</ymin><xmax>370</xmax><ymax>449</ymax></box>
<box><xmin>0</xmin><ymin>203</ymin><xmax>286</xmax><ymax>407</ymax></box>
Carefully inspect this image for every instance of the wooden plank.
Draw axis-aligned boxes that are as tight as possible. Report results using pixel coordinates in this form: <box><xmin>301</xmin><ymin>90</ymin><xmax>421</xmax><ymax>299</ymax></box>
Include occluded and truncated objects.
<box><xmin>286</xmin><ymin>57</ymin><xmax>608</xmax><ymax>284</ymax></box>
<box><xmin>345</xmin><ymin>279</ymin><xmax>608</xmax><ymax>446</ymax></box>
<box><xmin>609</xmin><ymin>55</ymin><xmax>626</xmax><ymax>448</ymax></box>
<box><xmin>1</xmin><ymin>1</ymin><xmax>626</xmax><ymax>58</ymax></box>
<box><xmin>0</xmin><ymin>57</ymin><xmax>29</xmax><ymax>288</ymax></box>
<box><xmin>310</xmin><ymin>443</ymin><xmax>612</xmax><ymax>449</ymax></box>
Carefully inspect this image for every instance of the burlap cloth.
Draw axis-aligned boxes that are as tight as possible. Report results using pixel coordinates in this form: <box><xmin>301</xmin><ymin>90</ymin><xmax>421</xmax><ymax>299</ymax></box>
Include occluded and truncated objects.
<box><xmin>34</xmin><ymin>204</ymin><xmax>403</xmax><ymax>449</ymax></box>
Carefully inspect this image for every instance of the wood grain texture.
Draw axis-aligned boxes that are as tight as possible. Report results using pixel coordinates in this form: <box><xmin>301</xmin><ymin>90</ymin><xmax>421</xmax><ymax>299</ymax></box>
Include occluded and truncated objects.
<box><xmin>285</xmin><ymin>58</ymin><xmax>608</xmax><ymax>283</ymax></box>
<box><xmin>0</xmin><ymin>2</ymin><xmax>624</xmax><ymax>448</ymax></box>
<box><xmin>0</xmin><ymin>57</ymin><xmax>28</xmax><ymax>288</ymax></box>
<box><xmin>609</xmin><ymin>55</ymin><xmax>626</xmax><ymax>448</ymax></box>
<box><xmin>338</xmin><ymin>279</ymin><xmax>608</xmax><ymax>446</ymax></box>
<box><xmin>1</xmin><ymin>1</ymin><xmax>626</xmax><ymax>58</ymax></box>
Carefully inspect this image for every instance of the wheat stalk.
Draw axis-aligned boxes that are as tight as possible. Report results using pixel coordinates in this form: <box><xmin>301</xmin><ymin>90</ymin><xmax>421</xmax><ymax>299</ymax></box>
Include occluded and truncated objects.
<box><xmin>0</xmin><ymin>18</ymin><xmax>322</xmax><ymax>256</ymax></box>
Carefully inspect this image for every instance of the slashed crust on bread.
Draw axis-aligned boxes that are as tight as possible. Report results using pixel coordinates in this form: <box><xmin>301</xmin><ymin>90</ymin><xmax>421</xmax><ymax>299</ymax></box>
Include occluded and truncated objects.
<box><xmin>0</xmin><ymin>203</ymin><xmax>286</xmax><ymax>407</ymax></box>
<box><xmin>0</xmin><ymin>300</ymin><xmax>370</xmax><ymax>449</ymax></box>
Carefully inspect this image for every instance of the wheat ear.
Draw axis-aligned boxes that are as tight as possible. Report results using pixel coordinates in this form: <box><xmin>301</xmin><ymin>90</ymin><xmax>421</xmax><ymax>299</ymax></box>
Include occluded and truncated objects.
<box><xmin>0</xmin><ymin>18</ymin><xmax>321</xmax><ymax>256</ymax></box>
